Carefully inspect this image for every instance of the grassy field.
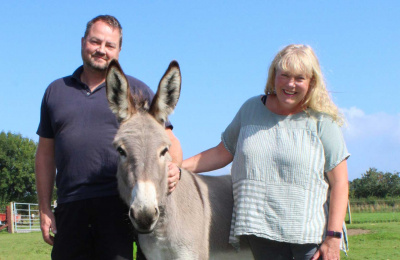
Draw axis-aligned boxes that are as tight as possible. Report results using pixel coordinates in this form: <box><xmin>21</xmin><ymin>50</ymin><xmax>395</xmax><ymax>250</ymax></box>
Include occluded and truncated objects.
<box><xmin>1</xmin><ymin>212</ymin><xmax>399</xmax><ymax>259</ymax></box>
<box><xmin>347</xmin><ymin>211</ymin><xmax>400</xmax><ymax>223</ymax></box>
<box><xmin>340</xmin><ymin>211</ymin><xmax>400</xmax><ymax>259</ymax></box>
<box><xmin>0</xmin><ymin>230</ymin><xmax>51</xmax><ymax>260</ymax></box>
<box><xmin>341</xmin><ymin>222</ymin><xmax>400</xmax><ymax>259</ymax></box>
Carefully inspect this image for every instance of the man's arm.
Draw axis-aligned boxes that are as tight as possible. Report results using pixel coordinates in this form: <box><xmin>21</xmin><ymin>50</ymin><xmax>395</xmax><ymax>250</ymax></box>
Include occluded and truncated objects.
<box><xmin>165</xmin><ymin>128</ymin><xmax>183</xmax><ymax>192</ymax></box>
<box><xmin>35</xmin><ymin>137</ymin><xmax>57</xmax><ymax>245</ymax></box>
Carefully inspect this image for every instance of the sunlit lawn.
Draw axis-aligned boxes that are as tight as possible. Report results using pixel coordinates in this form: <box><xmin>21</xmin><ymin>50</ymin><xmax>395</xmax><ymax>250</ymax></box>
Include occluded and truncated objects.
<box><xmin>0</xmin><ymin>230</ymin><xmax>51</xmax><ymax>260</ymax></box>
<box><xmin>1</xmin><ymin>212</ymin><xmax>399</xmax><ymax>259</ymax></box>
<box><xmin>340</xmin><ymin>211</ymin><xmax>400</xmax><ymax>259</ymax></box>
<box><xmin>341</xmin><ymin>221</ymin><xmax>400</xmax><ymax>259</ymax></box>
<box><xmin>346</xmin><ymin>211</ymin><xmax>400</xmax><ymax>223</ymax></box>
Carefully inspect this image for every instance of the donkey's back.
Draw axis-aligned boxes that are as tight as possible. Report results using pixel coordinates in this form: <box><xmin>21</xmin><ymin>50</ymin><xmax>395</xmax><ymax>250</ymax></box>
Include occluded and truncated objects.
<box><xmin>196</xmin><ymin>173</ymin><xmax>252</xmax><ymax>259</ymax></box>
<box><xmin>197</xmin><ymin>174</ymin><xmax>235</xmax><ymax>252</ymax></box>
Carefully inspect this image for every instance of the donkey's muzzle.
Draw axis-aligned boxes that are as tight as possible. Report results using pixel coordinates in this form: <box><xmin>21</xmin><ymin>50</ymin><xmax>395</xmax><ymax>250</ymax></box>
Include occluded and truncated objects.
<box><xmin>129</xmin><ymin>206</ymin><xmax>159</xmax><ymax>234</ymax></box>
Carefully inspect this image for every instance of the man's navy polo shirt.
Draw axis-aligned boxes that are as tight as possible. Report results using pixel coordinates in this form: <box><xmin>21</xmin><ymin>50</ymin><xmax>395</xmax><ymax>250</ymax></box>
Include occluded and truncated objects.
<box><xmin>37</xmin><ymin>66</ymin><xmax>168</xmax><ymax>204</ymax></box>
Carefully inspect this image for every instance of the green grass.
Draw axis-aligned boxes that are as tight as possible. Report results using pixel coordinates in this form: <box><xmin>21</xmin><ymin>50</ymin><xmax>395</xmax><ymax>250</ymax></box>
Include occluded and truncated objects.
<box><xmin>1</xmin><ymin>213</ymin><xmax>399</xmax><ymax>259</ymax></box>
<box><xmin>339</xmin><ymin>211</ymin><xmax>400</xmax><ymax>259</ymax></box>
<box><xmin>341</xmin><ymin>222</ymin><xmax>400</xmax><ymax>259</ymax></box>
<box><xmin>0</xmin><ymin>230</ymin><xmax>52</xmax><ymax>260</ymax></box>
<box><xmin>347</xmin><ymin>212</ymin><xmax>400</xmax><ymax>224</ymax></box>
<box><xmin>0</xmin><ymin>229</ymin><xmax>139</xmax><ymax>260</ymax></box>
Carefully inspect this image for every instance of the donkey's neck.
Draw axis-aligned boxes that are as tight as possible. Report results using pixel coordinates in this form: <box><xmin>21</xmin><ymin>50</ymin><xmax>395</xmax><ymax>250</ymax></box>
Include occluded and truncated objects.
<box><xmin>158</xmin><ymin>170</ymin><xmax>210</xmax><ymax>232</ymax></box>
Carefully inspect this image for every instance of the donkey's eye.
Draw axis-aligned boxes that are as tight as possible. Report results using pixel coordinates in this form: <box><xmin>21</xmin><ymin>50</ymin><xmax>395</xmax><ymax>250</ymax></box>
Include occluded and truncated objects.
<box><xmin>117</xmin><ymin>147</ymin><xmax>127</xmax><ymax>157</ymax></box>
<box><xmin>160</xmin><ymin>147</ymin><xmax>168</xmax><ymax>157</ymax></box>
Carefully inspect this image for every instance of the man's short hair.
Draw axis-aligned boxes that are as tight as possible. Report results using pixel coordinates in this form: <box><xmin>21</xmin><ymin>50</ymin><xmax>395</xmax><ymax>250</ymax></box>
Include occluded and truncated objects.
<box><xmin>84</xmin><ymin>15</ymin><xmax>123</xmax><ymax>48</ymax></box>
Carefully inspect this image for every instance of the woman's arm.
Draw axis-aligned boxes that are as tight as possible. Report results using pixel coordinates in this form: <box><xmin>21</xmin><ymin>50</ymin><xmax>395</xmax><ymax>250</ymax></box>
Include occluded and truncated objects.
<box><xmin>312</xmin><ymin>160</ymin><xmax>349</xmax><ymax>260</ymax></box>
<box><xmin>182</xmin><ymin>141</ymin><xmax>233</xmax><ymax>173</ymax></box>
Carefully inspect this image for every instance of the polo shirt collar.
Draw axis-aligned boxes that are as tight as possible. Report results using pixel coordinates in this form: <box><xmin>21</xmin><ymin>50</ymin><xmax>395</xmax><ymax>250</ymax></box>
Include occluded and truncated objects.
<box><xmin>72</xmin><ymin>66</ymin><xmax>84</xmax><ymax>83</ymax></box>
<box><xmin>71</xmin><ymin>66</ymin><xmax>106</xmax><ymax>93</ymax></box>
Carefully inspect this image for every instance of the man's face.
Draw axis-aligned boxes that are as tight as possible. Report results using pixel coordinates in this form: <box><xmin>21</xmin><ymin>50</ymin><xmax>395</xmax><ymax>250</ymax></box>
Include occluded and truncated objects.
<box><xmin>81</xmin><ymin>21</ymin><xmax>121</xmax><ymax>72</ymax></box>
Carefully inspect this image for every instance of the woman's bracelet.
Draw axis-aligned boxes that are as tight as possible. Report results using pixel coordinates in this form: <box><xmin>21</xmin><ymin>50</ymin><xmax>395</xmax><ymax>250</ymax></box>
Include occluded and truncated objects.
<box><xmin>326</xmin><ymin>231</ymin><xmax>342</xmax><ymax>238</ymax></box>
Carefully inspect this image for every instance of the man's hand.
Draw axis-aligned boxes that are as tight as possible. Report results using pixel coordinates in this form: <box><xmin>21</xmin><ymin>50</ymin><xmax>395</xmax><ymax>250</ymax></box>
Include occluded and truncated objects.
<box><xmin>39</xmin><ymin>208</ymin><xmax>57</xmax><ymax>245</ymax></box>
<box><xmin>167</xmin><ymin>162</ymin><xmax>181</xmax><ymax>193</ymax></box>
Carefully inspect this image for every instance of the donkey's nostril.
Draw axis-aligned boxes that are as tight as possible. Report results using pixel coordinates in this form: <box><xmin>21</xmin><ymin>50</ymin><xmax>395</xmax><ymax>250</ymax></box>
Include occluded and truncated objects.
<box><xmin>129</xmin><ymin>208</ymin><xmax>135</xmax><ymax>219</ymax></box>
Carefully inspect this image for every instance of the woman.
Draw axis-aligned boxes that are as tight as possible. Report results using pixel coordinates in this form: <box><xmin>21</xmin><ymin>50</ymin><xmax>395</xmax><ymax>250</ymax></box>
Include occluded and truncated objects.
<box><xmin>182</xmin><ymin>44</ymin><xmax>349</xmax><ymax>260</ymax></box>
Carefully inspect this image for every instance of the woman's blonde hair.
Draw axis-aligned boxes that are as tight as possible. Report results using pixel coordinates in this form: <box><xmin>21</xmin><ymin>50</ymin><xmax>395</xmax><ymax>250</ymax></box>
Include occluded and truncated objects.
<box><xmin>264</xmin><ymin>44</ymin><xmax>344</xmax><ymax>125</ymax></box>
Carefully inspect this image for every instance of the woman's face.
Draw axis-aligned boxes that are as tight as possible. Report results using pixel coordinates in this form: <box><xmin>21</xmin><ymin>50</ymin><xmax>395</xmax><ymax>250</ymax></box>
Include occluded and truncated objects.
<box><xmin>273</xmin><ymin>68</ymin><xmax>311</xmax><ymax>114</ymax></box>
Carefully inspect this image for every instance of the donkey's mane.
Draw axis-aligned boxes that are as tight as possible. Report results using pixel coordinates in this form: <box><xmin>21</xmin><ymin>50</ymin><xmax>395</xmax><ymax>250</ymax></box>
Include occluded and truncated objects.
<box><xmin>130</xmin><ymin>88</ymin><xmax>151</xmax><ymax>112</ymax></box>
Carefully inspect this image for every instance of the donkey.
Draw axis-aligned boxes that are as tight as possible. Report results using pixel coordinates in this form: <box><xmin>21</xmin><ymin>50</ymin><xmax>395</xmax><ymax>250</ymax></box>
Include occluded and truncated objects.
<box><xmin>105</xmin><ymin>60</ymin><xmax>253</xmax><ymax>260</ymax></box>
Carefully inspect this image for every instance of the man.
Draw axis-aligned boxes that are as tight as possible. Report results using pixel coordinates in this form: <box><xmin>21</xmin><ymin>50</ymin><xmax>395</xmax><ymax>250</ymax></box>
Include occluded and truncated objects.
<box><xmin>35</xmin><ymin>15</ymin><xmax>182</xmax><ymax>260</ymax></box>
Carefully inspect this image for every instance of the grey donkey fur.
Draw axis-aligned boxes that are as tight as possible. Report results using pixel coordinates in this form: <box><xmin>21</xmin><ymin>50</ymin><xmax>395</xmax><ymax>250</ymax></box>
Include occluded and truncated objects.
<box><xmin>106</xmin><ymin>60</ymin><xmax>253</xmax><ymax>260</ymax></box>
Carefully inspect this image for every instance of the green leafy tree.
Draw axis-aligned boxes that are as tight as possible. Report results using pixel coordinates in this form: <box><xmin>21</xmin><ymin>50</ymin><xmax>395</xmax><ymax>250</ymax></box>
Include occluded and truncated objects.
<box><xmin>0</xmin><ymin>131</ymin><xmax>38</xmax><ymax>204</ymax></box>
<box><xmin>386</xmin><ymin>171</ymin><xmax>400</xmax><ymax>197</ymax></box>
<box><xmin>350</xmin><ymin>168</ymin><xmax>400</xmax><ymax>198</ymax></box>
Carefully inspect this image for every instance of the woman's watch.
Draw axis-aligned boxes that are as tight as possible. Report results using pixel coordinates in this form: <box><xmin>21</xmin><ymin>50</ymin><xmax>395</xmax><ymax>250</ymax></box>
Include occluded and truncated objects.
<box><xmin>326</xmin><ymin>231</ymin><xmax>342</xmax><ymax>238</ymax></box>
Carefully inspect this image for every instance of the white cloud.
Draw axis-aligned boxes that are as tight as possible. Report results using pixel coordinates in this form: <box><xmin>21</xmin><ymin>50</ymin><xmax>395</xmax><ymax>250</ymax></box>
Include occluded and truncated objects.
<box><xmin>341</xmin><ymin>107</ymin><xmax>400</xmax><ymax>144</ymax></box>
<box><xmin>340</xmin><ymin>107</ymin><xmax>400</xmax><ymax>179</ymax></box>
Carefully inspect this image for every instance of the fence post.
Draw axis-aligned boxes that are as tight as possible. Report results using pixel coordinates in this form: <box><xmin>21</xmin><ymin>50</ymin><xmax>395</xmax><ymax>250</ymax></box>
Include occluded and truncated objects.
<box><xmin>8</xmin><ymin>202</ymin><xmax>14</xmax><ymax>233</ymax></box>
<box><xmin>29</xmin><ymin>204</ymin><xmax>32</xmax><ymax>230</ymax></box>
<box><xmin>347</xmin><ymin>200</ymin><xmax>352</xmax><ymax>224</ymax></box>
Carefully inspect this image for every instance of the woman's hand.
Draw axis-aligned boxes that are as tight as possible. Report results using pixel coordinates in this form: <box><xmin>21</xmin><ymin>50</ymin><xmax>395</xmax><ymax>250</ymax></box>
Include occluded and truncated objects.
<box><xmin>167</xmin><ymin>162</ymin><xmax>181</xmax><ymax>193</ymax></box>
<box><xmin>311</xmin><ymin>237</ymin><xmax>341</xmax><ymax>260</ymax></box>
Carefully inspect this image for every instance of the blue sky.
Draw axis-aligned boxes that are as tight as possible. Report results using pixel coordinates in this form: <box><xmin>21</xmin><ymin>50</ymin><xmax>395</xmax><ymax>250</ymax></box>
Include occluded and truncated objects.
<box><xmin>1</xmin><ymin>1</ymin><xmax>399</xmax><ymax>180</ymax></box>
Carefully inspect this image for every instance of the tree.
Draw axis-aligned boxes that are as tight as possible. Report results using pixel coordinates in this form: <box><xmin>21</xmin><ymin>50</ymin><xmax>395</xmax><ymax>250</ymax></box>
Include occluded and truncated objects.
<box><xmin>349</xmin><ymin>168</ymin><xmax>400</xmax><ymax>198</ymax></box>
<box><xmin>0</xmin><ymin>131</ymin><xmax>38</xmax><ymax>204</ymax></box>
<box><xmin>385</xmin><ymin>171</ymin><xmax>400</xmax><ymax>197</ymax></box>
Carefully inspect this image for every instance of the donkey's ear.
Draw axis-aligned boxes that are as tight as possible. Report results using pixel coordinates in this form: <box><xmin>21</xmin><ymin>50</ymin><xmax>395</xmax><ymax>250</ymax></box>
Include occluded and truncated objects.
<box><xmin>149</xmin><ymin>60</ymin><xmax>181</xmax><ymax>125</ymax></box>
<box><xmin>106</xmin><ymin>60</ymin><xmax>136</xmax><ymax>122</ymax></box>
